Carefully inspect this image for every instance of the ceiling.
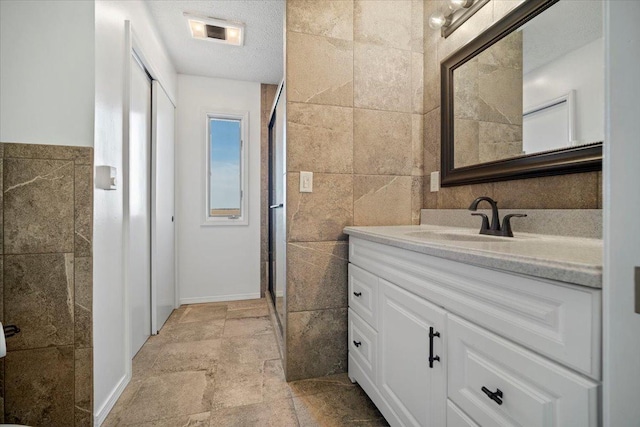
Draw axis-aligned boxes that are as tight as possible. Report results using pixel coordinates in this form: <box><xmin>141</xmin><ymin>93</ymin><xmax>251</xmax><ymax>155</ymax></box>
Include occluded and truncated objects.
<box><xmin>145</xmin><ymin>0</ymin><xmax>284</xmax><ymax>84</ymax></box>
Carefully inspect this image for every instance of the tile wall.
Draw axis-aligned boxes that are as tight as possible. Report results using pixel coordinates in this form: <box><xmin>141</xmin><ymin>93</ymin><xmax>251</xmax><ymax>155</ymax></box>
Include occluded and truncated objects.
<box><xmin>423</xmin><ymin>0</ymin><xmax>602</xmax><ymax>209</ymax></box>
<box><xmin>261</xmin><ymin>84</ymin><xmax>279</xmax><ymax>298</ymax></box>
<box><xmin>284</xmin><ymin>0</ymin><xmax>425</xmax><ymax>380</ymax></box>
<box><xmin>0</xmin><ymin>143</ymin><xmax>94</xmax><ymax>426</ymax></box>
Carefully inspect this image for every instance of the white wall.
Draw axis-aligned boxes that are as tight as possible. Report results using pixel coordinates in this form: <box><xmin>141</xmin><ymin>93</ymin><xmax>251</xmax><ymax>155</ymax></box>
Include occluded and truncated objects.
<box><xmin>94</xmin><ymin>1</ymin><xmax>176</xmax><ymax>424</ymax></box>
<box><xmin>0</xmin><ymin>0</ymin><xmax>95</xmax><ymax>146</ymax></box>
<box><xmin>177</xmin><ymin>75</ymin><xmax>261</xmax><ymax>303</ymax></box>
<box><xmin>523</xmin><ymin>38</ymin><xmax>604</xmax><ymax>150</ymax></box>
<box><xmin>603</xmin><ymin>1</ymin><xmax>640</xmax><ymax>425</ymax></box>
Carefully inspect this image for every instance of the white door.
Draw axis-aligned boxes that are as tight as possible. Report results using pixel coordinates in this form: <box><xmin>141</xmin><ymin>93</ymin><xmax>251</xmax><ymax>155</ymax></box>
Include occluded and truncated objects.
<box><xmin>129</xmin><ymin>54</ymin><xmax>152</xmax><ymax>357</ymax></box>
<box><xmin>151</xmin><ymin>80</ymin><xmax>176</xmax><ymax>333</ymax></box>
<box><xmin>378</xmin><ymin>279</ymin><xmax>447</xmax><ymax>427</ymax></box>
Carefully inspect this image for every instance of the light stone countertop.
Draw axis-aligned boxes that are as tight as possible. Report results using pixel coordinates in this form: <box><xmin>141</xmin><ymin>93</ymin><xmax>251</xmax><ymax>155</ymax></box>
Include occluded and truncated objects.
<box><xmin>343</xmin><ymin>225</ymin><xmax>603</xmax><ymax>288</ymax></box>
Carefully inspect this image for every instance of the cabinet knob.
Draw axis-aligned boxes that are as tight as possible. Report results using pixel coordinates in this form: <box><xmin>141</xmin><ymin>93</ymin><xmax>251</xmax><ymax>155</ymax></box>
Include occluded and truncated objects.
<box><xmin>353</xmin><ymin>340</ymin><xmax>362</xmax><ymax>348</ymax></box>
<box><xmin>353</xmin><ymin>292</ymin><xmax>362</xmax><ymax>297</ymax></box>
<box><xmin>481</xmin><ymin>387</ymin><xmax>503</xmax><ymax>405</ymax></box>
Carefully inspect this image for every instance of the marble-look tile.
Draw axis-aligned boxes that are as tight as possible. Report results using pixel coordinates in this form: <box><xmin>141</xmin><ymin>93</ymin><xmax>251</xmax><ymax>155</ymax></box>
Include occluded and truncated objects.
<box><xmin>287</xmin><ymin>0</ymin><xmax>354</xmax><ymax>41</ymax></box>
<box><xmin>223</xmin><ymin>316</ymin><xmax>273</xmax><ymax>337</ymax></box>
<box><xmin>218</xmin><ymin>334</ymin><xmax>280</xmax><ymax>364</ymax></box>
<box><xmin>412</xmin><ymin>52</ymin><xmax>425</xmax><ymax>114</ymax></box>
<box><xmin>3</xmin><ymin>143</ymin><xmax>92</xmax><ymax>165</ymax></box>
<box><xmin>478</xmin><ymin>122</ymin><xmax>523</xmax><ymax>163</ymax></box>
<box><xmin>287</xmin><ymin>173</ymin><xmax>353</xmax><ymax>242</ymax></box>
<box><xmin>75</xmin><ymin>164</ymin><xmax>93</xmax><ymax>256</ymax></box>
<box><xmin>493</xmin><ymin>173</ymin><xmax>599</xmax><ymax>209</ymax></box>
<box><xmin>354</xmin><ymin>0</ymin><xmax>412</xmax><ymax>50</ymax></box>
<box><xmin>132</xmin><ymin>338</ymin><xmax>164</xmax><ymax>379</ymax></box>
<box><xmin>128</xmin><ymin>412</ymin><xmax>211</xmax><ymax>427</ymax></box>
<box><xmin>210</xmin><ymin>359</ymin><xmax>263</xmax><ymax>409</ymax></box>
<box><xmin>209</xmin><ymin>398</ymin><xmax>298</xmax><ymax>427</ymax></box>
<box><xmin>102</xmin><ymin>378</ymin><xmax>145</xmax><ymax>427</ymax></box>
<box><xmin>478</xmin><ymin>30</ymin><xmax>522</xmax><ymax>69</ymax></box>
<box><xmin>437</xmin><ymin>182</ymin><xmax>495</xmax><ymax>209</ymax></box>
<box><xmin>75</xmin><ymin>347</ymin><xmax>93</xmax><ymax>427</ymax></box>
<box><xmin>5</xmin><ymin>346</ymin><xmax>74</xmax><ymax>426</ymax></box>
<box><xmin>287</xmin><ymin>102</ymin><xmax>353</xmax><ymax>174</ymax></box>
<box><xmin>477</xmin><ymin>64</ymin><xmax>522</xmax><ymax>125</ymax></box>
<box><xmin>152</xmin><ymin>340</ymin><xmax>220</xmax><ymax>374</ymax></box>
<box><xmin>354</xmin><ymin>43</ymin><xmax>411</xmax><ymax>112</ymax></box>
<box><xmin>286</xmin><ymin>241</ymin><xmax>348</xmax><ymax>312</ymax></box>
<box><xmin>293</xmin><ymin>385</ymin><xmax>388</xmax><ymax>426</ymax></box>
<box><xmin>412</xmin><ymin>176</ymin><xmax>424</xmax><ymax>225</ymax></box>
<box><xmin>4</xmin><ymin>253</ymin><xmax>74</xmax><ymax>350</ymax></box>
<box><xmin>121</xmin><ymin>371</ymin><xmax>209</xmax><ymax>425</ymax></box>
<box><xmin>226</xmin><ymin>306</ymin><xmax>269</xmax><ymax>319</ymax></box>
<box><xmin>424</xmin><ymin>107</ymin><xmax>441</xmax><ymax>174</ymax></box>
<box><xmin>454</xmin><ymin>118</ymin><xmax>480</xmax><ymax>168</ymax></box>
<box><xmin>157</xmin><ymin>319</ymin><xmax>225</xmax><ymax>343</ymax></box>
<box><xmin>423</xmin><ymin>0</ymin><xmax>440</xmax><ymax>113</ymax></box>
<box><xmin>226</xmin><ymin>298</ymin><xmax>268</xmax><ymax>311</ymax></box>
<box><xmin>412</xmin><ymin>114</ymin><xmax>424</xmax><ymax>176</ymax></box>
<box><xmin>286</xmin><ymin>308</ymin><xmax>347</xmax><ymax>381</ymax></box>
<box><xmin>353</xmin><ymin>109</ymin><xmax>412</xmax><ymax>175</ymax></box>
<box><xmin>4</xmin><ymin>158</ymin><xmax>74</xmax><ymax>254</ymax></box>
<box><xmin>262</xmin><ymin>359</ymin><xmax>291</xmax><ymax>402</ymax></box>
<box><xmin>411</xmin><ymin>0</ymin><xmax>424</xmax><ymax>53</ymax></box>
<box><xmin>287</xmin><ymin>32</ymin><xmax>353</xmax><ymax>107</ymax></box>
<box><xmin>75</xmin><ymin>257</ymin><xmax>92</xmax><ymax>348</ymax></box>
<box><xmin>288</xmin><ymin>373</ymin><xmax>356</xmax><ymax>397</ymax></box>
<box><xmin>179</xmin><ymin>304</ymin><xmax>227</xmax><ymax>323</ymax></box>
<box><xmin>354</xmin><ymin>175</ymin><xmax>413</xmax><ymax>226</ymax></box>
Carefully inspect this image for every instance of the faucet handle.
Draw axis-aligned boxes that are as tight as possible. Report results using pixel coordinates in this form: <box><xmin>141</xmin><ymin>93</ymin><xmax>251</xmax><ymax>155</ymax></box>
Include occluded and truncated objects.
<box><xmin>501</xmin><ymin>214</ymin><xmax>527</xmax><ymax>237</ymax></box>
<box><xmin>471</xmin><ymin>213</ymin><xmax>490</xmax><ymax>233</ymax></box>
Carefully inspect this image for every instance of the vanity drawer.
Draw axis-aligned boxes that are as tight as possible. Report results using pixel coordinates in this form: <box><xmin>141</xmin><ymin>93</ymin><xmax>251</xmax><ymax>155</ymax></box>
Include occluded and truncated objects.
<box><xmin>447</xmin><ymin>400</ymin><xmax>479</xmax><ymax>427</ymax></box>
<box><xmin>349</xmin><ymin>264</ymin><xmax>379</xmax><ymax>328</ymax></box>
<box><xmin>348</xmin><ymin>308</ymin><xmax>377</xmax><ymax>382</ymax></box>
<box><xmin>448</xmin><ymin>314</ymin><xmax>599</xmax><ymax>427</ymax></box>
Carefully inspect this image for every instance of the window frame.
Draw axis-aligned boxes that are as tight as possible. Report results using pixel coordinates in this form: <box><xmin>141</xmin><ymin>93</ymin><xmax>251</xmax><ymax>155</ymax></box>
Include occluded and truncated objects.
<box><xmin>203</xmin><ymin>110</ymin><xmax>249</xmax><ymax>226</ymax></box>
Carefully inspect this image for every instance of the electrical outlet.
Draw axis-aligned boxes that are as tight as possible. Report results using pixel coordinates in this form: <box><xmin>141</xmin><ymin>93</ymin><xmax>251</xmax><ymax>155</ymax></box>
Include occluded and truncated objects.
<box><xmin>300</xmin><ymin>171</ymin><xmax>313</xmax><ymax>193</ymax></box>
<box><xmin>430</xmin><ymin>171</ymin><xmax>440</xmax><ymax>192</ymax></box>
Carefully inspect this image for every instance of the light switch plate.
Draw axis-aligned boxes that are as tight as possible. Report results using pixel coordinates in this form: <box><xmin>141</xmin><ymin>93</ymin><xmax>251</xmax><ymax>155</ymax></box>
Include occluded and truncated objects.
<box><xmin>430</xmin><ymin>171</ymin><xmax>440</xmax><ymax>192</ymax></box>
<box><xmin>300</xmin><ymin>171</ymin><xmax>313</xmax><ymax>193</ymax></box>
<box><xmin>96</xmin><ymin>166</ymin><xmax>117</xmax><ymax>190</ymax></box>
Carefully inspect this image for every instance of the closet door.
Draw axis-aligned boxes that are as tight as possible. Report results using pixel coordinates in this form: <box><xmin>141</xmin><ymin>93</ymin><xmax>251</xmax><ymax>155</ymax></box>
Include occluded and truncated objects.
<box><xmin>378</xmin><ymin>279</ymin><xmax>447</xmax><ymax>427</ymax></box>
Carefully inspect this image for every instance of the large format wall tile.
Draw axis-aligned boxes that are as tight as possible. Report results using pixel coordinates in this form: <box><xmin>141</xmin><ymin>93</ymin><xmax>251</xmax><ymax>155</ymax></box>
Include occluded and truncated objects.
<box><xmin>287</xmin><ymin>0</ymin><xmax>354</xmax><ymax>41</ymax></box>
<box><xmin>411</xmin><ymin>0</ymin><xmax>424</xmax><ymax>53</ymax></box>
<box><xmin>412</xmin><ymin>114</ymin><xmax>425</xmax><ymax>176</ymax></box>
<box><xmin>4</xmin><ymin>158</ymin><xmax>74</xmax><ymax>254</ymax></box>
<box><xmin>74</xmin><ymin>165</ymin><xmax>93</xmax><ymax>257</ymax></box>
<box><xmin>286</xmin><ymin>241</ymin><xmax>348</xmax><ymax>312</ymax></box>
<box><xmin>412</xmin><ymin>52</ymin><xmax>425</xmax><ymax>114</ymax></box>
<box><xmin>286</xmin><ymin>308</ymin><xmax>348</xmax><ymax>381</ymax></box>
<box><xmin>287</xmin><ymin>103</ymin><xmax>354</xmax><ymax>174</ymax></box>
<box><xmin>354</xmin><ymin>109</ymin><xmax>412</xmax><ymax>175</ymax></box>
<box><xmin>354</xmin><ymin>43</ymin><xmax>411</xmax><ymax>112</ymax></box>
<box><xmin>287</xmin><ymin>173</ymin><xmax>353</xmax><ymax>242</ymax></box>
<box><xmin>354</xmin><ymin>175</ymin><xmax>413</xmax><ymax>226</ymax></box>
<box><xmin>5</xmin><ymin>253</ymin><xmax>75</xmax><ymax>350</ymax></box>
<box><xmin>3</xmin><ymin>143</ymin><xmax>92</xmax><ymax>165</ymax></box>
<box><xmin>5</xmin><ymin>346</ymin><xmax>74</xmax><ymax>426</ymax></box>
<box><xmin>287</xmin><ymin>32</ymin><xmax>353</xmax><ymax>107</ymax></box>
<box><xmin>75</xmin><ymin>257</ymin><xmax>93</xmax><ymax>349</ymax></box>
<box><xmin>75</xmin><ymin>348</ymin><xmax>92</xmax><ymax>427</ymax></box>
<box><xmin>437</xmin><ymin>182</ymin><xmax>494</xmax><ymax>209</ymax></box>
<box><xmin>354</xmin><ymin>0</ymin><xmax>412</xmax><ymax>51</ymax></box>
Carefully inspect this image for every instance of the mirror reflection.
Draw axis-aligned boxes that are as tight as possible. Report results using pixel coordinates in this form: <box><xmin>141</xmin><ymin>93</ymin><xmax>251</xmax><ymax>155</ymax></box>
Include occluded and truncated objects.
<box><xmin>453</xmin><ymin>0</ymin><xmax>603</xmax><ymax>169</ymax></box>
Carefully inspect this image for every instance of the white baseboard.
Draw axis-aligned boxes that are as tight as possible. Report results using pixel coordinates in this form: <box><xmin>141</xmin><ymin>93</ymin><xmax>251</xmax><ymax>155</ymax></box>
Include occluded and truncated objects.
<box><xmin>94</xmin><ymin>372</ymin><xmax>131</xmax><ymax>427</ymax></box>
<box><xmin>179</xmin><ymin>292</ymin><xmax>261</xmax><ymax>305</ymax></box>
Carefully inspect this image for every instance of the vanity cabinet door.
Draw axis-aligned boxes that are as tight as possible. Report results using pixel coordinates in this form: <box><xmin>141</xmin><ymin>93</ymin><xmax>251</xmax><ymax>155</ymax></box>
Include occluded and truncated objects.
<box><xmin>378</xmin><ymin>279</ymin><xmax>447</xmax><ymax>427</ymax></box>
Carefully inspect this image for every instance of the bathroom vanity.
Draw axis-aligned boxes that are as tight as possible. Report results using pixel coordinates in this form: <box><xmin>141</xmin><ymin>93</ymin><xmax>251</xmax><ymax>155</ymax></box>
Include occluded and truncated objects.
<box><xmin>344</xmin><ymin>217</ymin><xmax>602</xmax><ymax>427</ymax></box>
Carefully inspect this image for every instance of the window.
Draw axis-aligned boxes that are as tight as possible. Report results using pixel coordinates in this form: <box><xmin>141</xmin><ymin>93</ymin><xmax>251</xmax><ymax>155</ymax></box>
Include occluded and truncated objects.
<box><xmin>205</xmin><ymin>112</ymin><xmax>249</xmax><ymax>225</ymax></box>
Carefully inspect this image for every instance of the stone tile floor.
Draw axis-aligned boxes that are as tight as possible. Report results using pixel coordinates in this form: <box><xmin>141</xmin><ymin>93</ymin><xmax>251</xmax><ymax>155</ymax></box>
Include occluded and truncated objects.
<box><xmin>103</xmin><ymin>299</ymin><xmax>388</xmax><ymax>426</ymax></box>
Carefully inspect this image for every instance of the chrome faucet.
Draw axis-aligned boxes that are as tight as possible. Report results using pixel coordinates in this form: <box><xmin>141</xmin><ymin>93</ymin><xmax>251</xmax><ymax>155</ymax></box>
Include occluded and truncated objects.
<box><xmin>468</xmin><ymin>196</ymin><xmax>526</xmax><ymax>237</ymax></box>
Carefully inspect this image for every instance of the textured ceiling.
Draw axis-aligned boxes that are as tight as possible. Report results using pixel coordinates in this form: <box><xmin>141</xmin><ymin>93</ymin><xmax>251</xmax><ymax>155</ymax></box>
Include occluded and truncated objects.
<box><xmin>523</xmin><ymin>0</ymin><xmax>603</xmax><ymax>74</ymax></box>
<box><xmin>145</xmin><ymin>0</ymin><xmax>284</xmax><ymax>84</ymax></box>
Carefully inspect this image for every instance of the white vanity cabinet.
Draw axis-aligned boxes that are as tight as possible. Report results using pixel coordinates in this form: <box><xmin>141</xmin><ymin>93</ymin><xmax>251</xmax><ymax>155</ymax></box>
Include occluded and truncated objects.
<box><xmin>347</xmin><ymin>237</ymin><xmax>601</xmax><ymax>427</ymax></box>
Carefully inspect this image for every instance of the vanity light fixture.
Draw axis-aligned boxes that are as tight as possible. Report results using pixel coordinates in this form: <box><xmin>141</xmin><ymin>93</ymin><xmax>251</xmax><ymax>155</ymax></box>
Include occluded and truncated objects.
<box><xmin>429</xmin><ymin>0</ymin><xmax>490</xmax><ymax>38</ymax></box>
<box><xmin>184</xmin><ymin>12</ymin><xmax>245</xmax><ymax>46</ymax></box>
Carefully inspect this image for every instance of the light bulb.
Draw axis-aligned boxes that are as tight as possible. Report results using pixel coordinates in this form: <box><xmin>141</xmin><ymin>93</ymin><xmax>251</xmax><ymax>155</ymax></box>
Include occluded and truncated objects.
<box><xmin>448</xmin><ymin>0</ymin><xmax>473</xmax><ymax>12</ymax></box>
<box><xmin>428</xmin><ymin>12</ymin><xmax>451</xmax><ymax>30</ymax></box>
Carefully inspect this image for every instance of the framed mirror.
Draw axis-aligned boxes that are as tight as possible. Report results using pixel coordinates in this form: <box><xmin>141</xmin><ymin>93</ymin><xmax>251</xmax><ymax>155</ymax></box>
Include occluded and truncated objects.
<box><xmin>441</xmin><ymin>0</ymin><xmax>603</xmax><ymax>186</ymax></box>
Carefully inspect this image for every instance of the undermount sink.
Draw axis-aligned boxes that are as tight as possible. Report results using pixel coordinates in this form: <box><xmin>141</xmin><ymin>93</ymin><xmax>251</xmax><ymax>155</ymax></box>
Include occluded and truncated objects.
<box><xmin>406</xmin><ymin>230</ymin><xmax>518</xmax><ymax>243</ymax></box>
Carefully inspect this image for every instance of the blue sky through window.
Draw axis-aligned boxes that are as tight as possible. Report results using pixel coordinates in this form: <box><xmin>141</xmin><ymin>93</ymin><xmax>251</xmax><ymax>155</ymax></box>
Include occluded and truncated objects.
<box><xmin>210</xmin><ymin>118</ymin><xmax>241</xmax><ymax>210</ymax></box>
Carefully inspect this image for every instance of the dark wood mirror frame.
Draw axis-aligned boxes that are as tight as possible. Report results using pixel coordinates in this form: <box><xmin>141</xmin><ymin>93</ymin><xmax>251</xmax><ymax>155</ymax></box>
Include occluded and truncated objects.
<box><xmin>440</xmin><ymin>0</ymin><xmax>603</xmax><ymax>187</ymax></box>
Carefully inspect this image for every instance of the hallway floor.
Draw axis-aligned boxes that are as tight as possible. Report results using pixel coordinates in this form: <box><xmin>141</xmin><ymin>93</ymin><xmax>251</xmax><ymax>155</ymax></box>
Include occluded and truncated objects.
<box><xmin>103</xmin><ymin>299</ymin><xmax>388</xmax><ymax>426</ymax></box>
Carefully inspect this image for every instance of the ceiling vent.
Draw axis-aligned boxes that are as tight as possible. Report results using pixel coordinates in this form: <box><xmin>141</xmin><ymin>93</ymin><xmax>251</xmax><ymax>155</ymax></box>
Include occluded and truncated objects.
<box><xmin>184</xmin><ymin>12</ymin><xmax>245</xmax><ymax>46</ymax></box>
